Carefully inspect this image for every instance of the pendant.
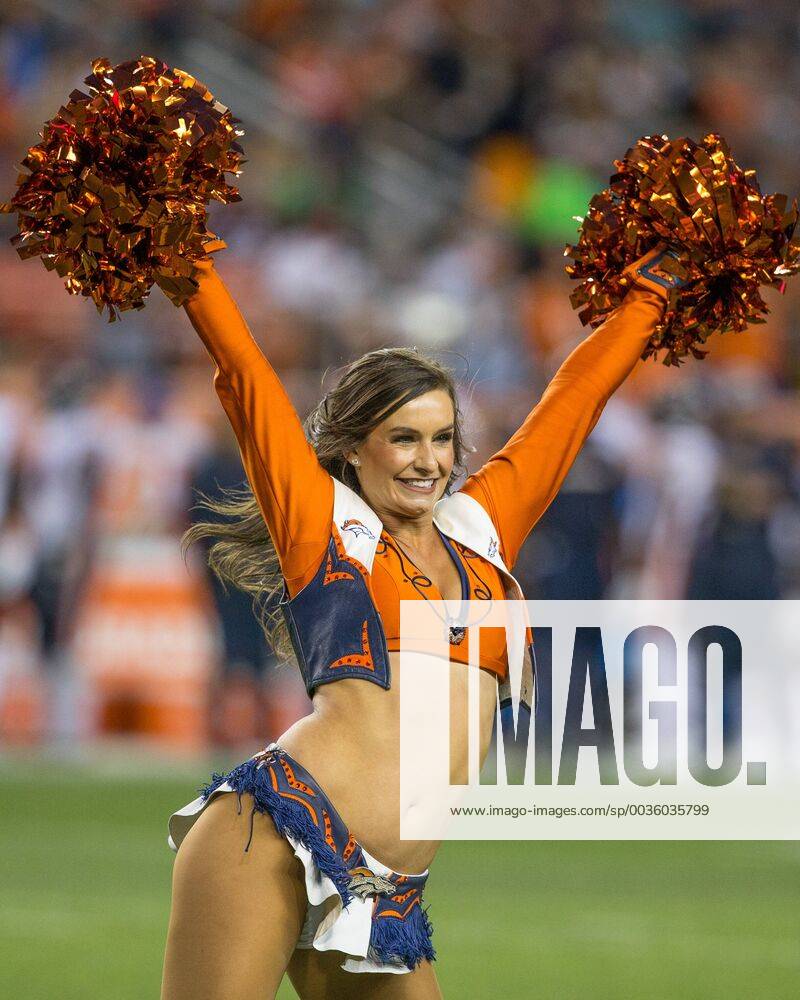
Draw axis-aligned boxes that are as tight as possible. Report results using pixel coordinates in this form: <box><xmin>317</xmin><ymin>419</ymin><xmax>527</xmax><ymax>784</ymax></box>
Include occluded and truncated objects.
<box><xmin>448</xmin><ymin>625</ymin><xmax>466</xmax><ymax>645</ymax></box>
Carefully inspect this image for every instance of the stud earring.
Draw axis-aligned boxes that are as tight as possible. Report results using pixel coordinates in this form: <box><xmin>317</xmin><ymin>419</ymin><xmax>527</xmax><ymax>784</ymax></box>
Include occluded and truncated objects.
<box><xmin>352</xmin><ymin>458</ymin><xmax>360</xmax><ymax>466</ymax></box>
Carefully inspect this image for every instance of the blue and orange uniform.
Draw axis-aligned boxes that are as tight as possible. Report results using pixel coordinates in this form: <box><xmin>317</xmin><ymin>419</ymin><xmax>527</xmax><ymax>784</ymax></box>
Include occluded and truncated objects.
<box><xmin>180</xmin><ymin>246</ymin><xmax>673</xmax><ymax>682</ymax></box>
<box><xmin>167</xmin><ymin>245</ymin><xmax>676</xmax><ymax>973</ymax></box>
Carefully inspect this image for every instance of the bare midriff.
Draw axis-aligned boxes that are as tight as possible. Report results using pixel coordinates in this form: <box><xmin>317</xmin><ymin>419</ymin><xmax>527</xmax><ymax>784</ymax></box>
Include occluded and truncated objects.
<box><xmin>276</xmin><ymin>651</ymin><xmax>498</xmax><ymax>875</ymax></box>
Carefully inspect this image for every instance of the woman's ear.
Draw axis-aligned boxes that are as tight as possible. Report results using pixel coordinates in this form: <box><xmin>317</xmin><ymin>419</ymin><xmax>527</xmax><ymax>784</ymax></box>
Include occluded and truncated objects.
<box><xmin>344</xmin><ymin>451</ymin><xmax>360</xmax><ymax>467</ymax></box>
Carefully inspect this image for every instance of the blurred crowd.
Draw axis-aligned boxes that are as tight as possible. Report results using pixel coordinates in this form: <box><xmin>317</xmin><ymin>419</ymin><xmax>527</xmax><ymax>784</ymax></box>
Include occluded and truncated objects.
<box><xmin>3</xmin><ymin>0</ymin><xmax>800</xmax><ymax>747</ymax></box>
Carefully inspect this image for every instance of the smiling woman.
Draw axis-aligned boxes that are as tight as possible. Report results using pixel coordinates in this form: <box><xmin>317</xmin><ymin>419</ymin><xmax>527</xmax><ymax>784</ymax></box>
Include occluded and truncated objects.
<box><xmin>345</xmin><ymin>390</ymin><xmax>457</xmax><ymax>525</ymax></box>
<box><xmin>158</xmin><ymin>241</ymin><xmax>675</xmax><ymax>999</ymax></box>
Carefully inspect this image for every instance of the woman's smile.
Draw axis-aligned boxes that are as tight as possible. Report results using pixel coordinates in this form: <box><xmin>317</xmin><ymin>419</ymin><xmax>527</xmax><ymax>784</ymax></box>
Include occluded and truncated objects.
<box><xmin>396</xmin><ymin>476</ymin><xmax>438</xmax><ymax>494</ymax></box>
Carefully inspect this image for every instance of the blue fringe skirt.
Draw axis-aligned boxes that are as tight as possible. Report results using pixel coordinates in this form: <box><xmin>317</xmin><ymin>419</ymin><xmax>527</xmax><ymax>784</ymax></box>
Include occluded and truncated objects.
<box><xmin>167</xmin><ymin>743</ymin><xmax>435</xmax><ymax>975</ymax></box>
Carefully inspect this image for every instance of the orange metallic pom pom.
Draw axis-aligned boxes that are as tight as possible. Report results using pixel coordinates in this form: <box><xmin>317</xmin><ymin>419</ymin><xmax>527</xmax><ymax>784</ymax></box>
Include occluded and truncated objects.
<box><xmin>564</xmin><ymin>134</ymin><xmax>798</xmax><ymax>365</ymax></box>
<box><xmin>1</xmin><ymin>55</ymin><xmax>244</xmax><ymax>319</ymax></box>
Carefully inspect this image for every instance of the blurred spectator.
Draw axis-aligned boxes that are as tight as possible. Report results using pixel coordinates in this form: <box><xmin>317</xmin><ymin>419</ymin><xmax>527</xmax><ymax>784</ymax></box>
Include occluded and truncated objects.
<box><xmin>20</xmin><ymin>364</ymin><xmax>101</xmax><ymax>668</ymax></box>
<box><xmin>3</xmin><ymin>0</ymin><xmax>800</xmax><ymax>748</ymax></box>
<box><xmin>187</xmin><ymin>414</ymin><xmax>275</xmax><ymax>745</ymax></box>
<box><xmin>687</xmin><ymin>461</ymin><xmax>783</xmax><ymax>600</ymax></box>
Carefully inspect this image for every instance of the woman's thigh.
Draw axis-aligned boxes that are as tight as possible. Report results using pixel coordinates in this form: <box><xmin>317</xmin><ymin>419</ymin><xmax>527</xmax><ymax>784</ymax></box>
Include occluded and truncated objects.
<box><xmin>287</xmin><ymin>949</ymin><xmax>442</xmax><ymax>999</ymax></box>
<box><xmin>161</xmin><ymin>793</ymin><xmax>308</xmax><ymax>1000</ymax></box>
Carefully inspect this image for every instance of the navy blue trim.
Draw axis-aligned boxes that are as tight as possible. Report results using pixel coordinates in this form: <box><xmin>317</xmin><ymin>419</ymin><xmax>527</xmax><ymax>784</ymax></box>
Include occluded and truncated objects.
<box><xmin>436</xmin><ymin>527</ymin><xmax>470</xmax><ymax>602</ymax></box>
<box><xmin>201</xmin><ymin>752</ymin><xmax>357</xmax><ymax>899</ymax></box>
<box><xmin>436</xmin><ymin>528</ymin><xmax>471</xmax><ymax>644</ymax></box>
<box><xmin>200</xmin><ymin>745</ymin><xmax>435</xmax><ymax>971</ymax></box>
<box><xmin>637</xmin><ymin>250</ymin><xmax>686</xmax><ymax>289</ymax></box>
<box><xmin>498</xmin><ymin>637</ymin><xmax>538</xmax><ymax>717</ymax></box>
<box><xmin>499</xmin><ymin>696</ymin><xmax>532</xmax><ymax>717</ymax></box>
<box><xmin>370</xmin><ymin>899</ymin><xmax>435</xmax><ymax>969</ymax></box>
<box><xmin>279</xmin><ymin>536</ymin><xmax>391</xmax><ymax>696</ymax></box>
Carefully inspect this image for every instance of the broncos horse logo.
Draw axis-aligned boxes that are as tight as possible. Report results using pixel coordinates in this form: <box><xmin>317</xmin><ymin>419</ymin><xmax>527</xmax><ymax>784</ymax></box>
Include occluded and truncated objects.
<box><xmin>340</xmin><ymin>519</ymin><xmax>376</xmax><ymax>540</ymax></box>
<box><xmin>347</xmin><ymin>867</ymin><xmax>397</xmax><ymax>898</ymax></box>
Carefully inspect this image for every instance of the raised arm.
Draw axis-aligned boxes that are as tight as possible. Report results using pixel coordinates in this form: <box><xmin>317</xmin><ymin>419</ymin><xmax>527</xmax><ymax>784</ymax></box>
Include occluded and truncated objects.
<box><xmin>460</xmin><ymin>254</ymin><xmax>673</xmax><ymax>571</ymax></box>
<box><xmin>183</xmin><ymin>252</ymin><xmax>334</xmax><ymax>594</ymax></box>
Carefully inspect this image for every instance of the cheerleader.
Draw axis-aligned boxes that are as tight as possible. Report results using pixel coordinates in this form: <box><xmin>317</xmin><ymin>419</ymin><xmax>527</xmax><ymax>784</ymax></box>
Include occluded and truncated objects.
<box><xmin>4</xmin><ymin>64</ymin><xmax>779</xmax><ymax>997</ymax></box>
<box><xmin>160</xmin><ymin>245</ymin><xmax>679</xmax><ymax>999</ymax></box>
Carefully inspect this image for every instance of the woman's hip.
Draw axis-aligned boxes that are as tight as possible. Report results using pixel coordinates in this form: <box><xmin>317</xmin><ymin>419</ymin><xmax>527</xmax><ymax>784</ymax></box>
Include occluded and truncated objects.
<box><xmin>167</xmin><ymin>743</ymin><xmax>436</xmax><ymax>976</ymax></box>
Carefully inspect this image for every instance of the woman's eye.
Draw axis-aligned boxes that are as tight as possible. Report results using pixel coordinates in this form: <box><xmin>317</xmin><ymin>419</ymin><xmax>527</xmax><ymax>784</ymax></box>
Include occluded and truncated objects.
<box><xmin>392</xmin><ymin>433</ymin><xmax>452</xmax><ymax>443</ymax></box>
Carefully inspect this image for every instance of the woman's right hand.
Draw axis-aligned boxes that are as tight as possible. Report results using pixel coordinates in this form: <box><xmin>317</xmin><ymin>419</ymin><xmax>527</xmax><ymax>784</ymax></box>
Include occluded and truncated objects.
<box><xmin>622</xmin><ymin>246</ymin><xmax>687</xmax><ymax>300</ymax></box>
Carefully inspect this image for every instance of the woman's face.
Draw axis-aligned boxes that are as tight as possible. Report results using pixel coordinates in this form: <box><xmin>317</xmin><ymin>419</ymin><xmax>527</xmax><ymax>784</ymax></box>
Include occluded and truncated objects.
<box><xmin>347</xmin><ymin>388</ymin><xmax>456</xmax><ymax>520</ymax></box>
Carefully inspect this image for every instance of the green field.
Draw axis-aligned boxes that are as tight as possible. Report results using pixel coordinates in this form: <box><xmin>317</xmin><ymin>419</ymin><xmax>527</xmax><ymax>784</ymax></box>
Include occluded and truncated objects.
<box><xmin>1</xmin><ymin>750</ymin><xmax>798</xmax><ymax>999</ymax></box>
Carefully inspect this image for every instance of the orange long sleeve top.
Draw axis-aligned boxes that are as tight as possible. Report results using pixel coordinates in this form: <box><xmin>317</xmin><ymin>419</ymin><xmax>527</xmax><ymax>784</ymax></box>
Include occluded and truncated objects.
<box><xmin>184</xmin><ymin>256</ymin><xmax>666</xmax><ymax>679</ymax></box>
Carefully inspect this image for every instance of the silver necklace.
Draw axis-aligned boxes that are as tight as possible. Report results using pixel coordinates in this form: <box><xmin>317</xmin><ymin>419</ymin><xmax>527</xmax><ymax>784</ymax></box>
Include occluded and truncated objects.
<box><xmin>389</xmin><ymin>532</ymin><xmax>467</xmax><ymax>646</ymax></box>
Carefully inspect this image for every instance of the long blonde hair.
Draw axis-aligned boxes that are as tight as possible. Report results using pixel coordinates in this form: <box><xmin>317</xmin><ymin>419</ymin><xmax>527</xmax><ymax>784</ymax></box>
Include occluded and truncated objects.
<box><xmin>182</xmin><ymin>347</ymin><xmax>468</xmax><ymax>662</ymax></box>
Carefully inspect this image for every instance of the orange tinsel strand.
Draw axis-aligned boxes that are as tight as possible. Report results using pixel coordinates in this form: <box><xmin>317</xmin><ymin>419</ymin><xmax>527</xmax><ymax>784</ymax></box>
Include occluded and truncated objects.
<box><xmin>564</xmin><ymin>134</ymin><xmax>799</xmax><ymax>366</ymax></box>
<box><xmin>1</xmin><ymin>55</ymin><xmax>245</xmax><ymax>320</ymax></box>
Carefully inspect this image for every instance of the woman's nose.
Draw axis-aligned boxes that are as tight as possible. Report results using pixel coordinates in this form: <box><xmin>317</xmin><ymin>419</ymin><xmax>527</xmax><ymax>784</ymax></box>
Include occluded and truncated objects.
<box><xmin>413</xmin><ymin>441</ymin><xmax>437</xmax><ymax>472</ymax></box>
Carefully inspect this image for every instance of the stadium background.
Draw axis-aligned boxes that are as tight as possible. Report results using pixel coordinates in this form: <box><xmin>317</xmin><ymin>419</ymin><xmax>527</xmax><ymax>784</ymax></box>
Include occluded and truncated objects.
<box><xmin>0</xmin><ymin>0</ymin><xmax>798</xmax><ymax>996</ymax></box>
